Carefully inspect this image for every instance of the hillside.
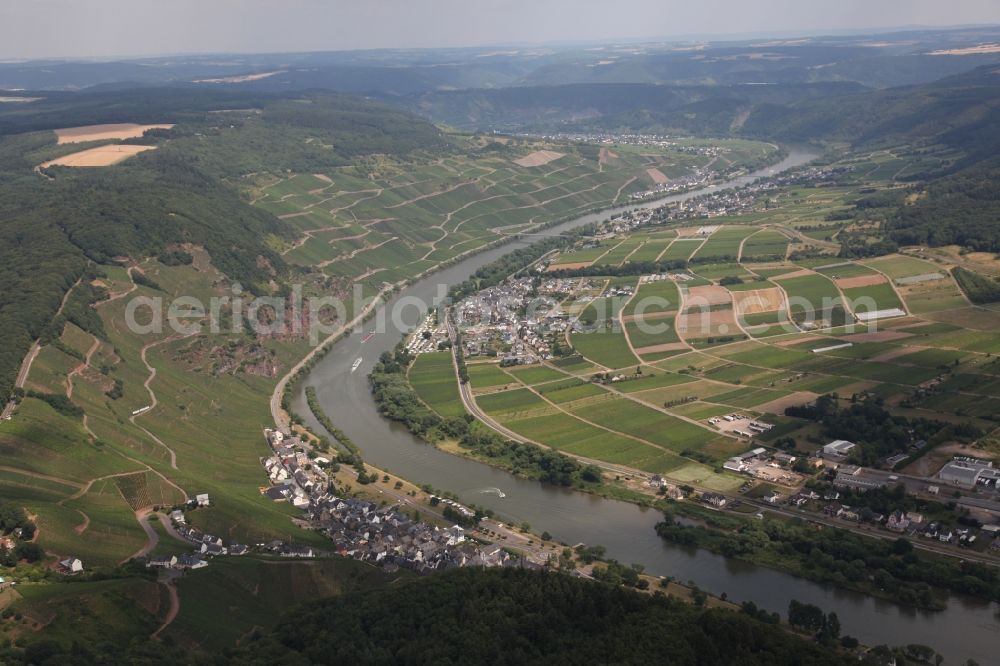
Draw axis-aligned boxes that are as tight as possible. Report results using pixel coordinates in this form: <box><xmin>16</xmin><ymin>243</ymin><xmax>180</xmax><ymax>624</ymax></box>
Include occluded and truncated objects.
<box><xmin>0</xmin><ymin>90</ymin><xmax>447</xmax><ymax>405</ymax></box>
<box><xmin>397</xmin><ymin>81</ymin><xmax>868</xmax><ymax>132</ymax></box>
<box><xmin>741</xmin><ymin>65</ymin><xmax>1000</xmax><ymax>161</ymax></box>
<box><xmin>227</xmin><ymin>568</ymin><xmax>858</xmax><ymax>666</ymax></box>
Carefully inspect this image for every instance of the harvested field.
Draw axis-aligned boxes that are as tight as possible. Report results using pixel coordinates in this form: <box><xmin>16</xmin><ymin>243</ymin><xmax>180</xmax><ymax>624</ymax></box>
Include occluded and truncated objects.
<box><xmin>633</xmin><ymin>342</ymin><xmax>689</xmax><ymax>355</ymax></box>
<box><xmin>733</xmin><ymin>287</ymin><xmax>784</xmax><ymax>315</ymax></box>
<box><xmin>771</xmin><ymin>268</ymin><xmax>814</xmax><ymax>280</ymax></box>
<box><xmin>895</xmin><ymin>272</ymin><xmax>945</xmax><ymax>285</ymax></box>
<box><xmin>514</xmin><ymin>150</ymin><xmax>565</xmax><ymax>167</ymax></box>
<box><xmin>54</xmin><ymin>123</ymin><xmax>174</xmax><ymax>144</ymax></box>
<box><xmin>870</xmin><ymin>347</ymin><xmax>921</xmax><ymax>363</ymax></box>
<box><xmin>839</xmin><ymin>330</ymin><xmax>914</xmax><ymax>343</ymax></box>
<box><xmin>646</xmin><ymin>168</ymin><xmax>669</xmax><ymax>184</ymax></box>
<box><xmin>193</xmin><ymin>71</ymin><xmax>282</xmax><ymax>83</ymax></box>
<box><xmin>753</xmin><ymin>391</ymin><xmax>818</xmax><ymax>415</ymax></box>
<box><xmin>772</xmin><ymin>336</ymin><xmax>823</xmax><ymax>349</ymax></box>
<box><xmin>40</xmin><ymin>144</ymin><xmax>156</xmax><ymax>167</ymax></box>
<box><xmin>834</xmin><ymin>274</ymin><xmax>887</xmax><ymax>289</ymax></box>
<box><xmin>546</xmin><ymin>261</ymin><xmax>592</xmax><ymax>272</ymax></box>
<box><xmin>928</xmin><ymin>44</ymin><xmax>1000</xmax><ymax>56</ymax></box>
<box><xmin>677</xmin><ymin>308</ymin><xmax>738</xmax><ymax>338</ymax></box>
<box><xmin>686</xmin><ymin>285</ymin><xmax>731</xmax><ymax>307</ymax></box>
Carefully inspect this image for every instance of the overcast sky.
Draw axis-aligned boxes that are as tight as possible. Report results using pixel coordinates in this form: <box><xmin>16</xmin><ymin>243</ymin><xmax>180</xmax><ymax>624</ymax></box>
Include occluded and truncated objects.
<box><xmin>2</xmin><ymin>0</ymin><xmax>999</xmax><ymax>59</ymax></box>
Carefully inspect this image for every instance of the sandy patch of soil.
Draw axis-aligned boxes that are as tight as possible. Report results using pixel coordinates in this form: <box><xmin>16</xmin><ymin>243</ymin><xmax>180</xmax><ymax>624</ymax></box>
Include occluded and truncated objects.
<box><xmin>54</xmin><ymin>123</ymin><xmax>174</xmax><ymax>144</ymax></box>
<box><xmin>514</xmin><ymin>150</ymin><xmax>565</xmax><ymax>167</ymax></box>
<box><xmin>770</xmin><ymin>268</ymin><xmax>815</xmax><ymax>281</ymax></box>
<box><xmin>546</xmin><ymin>261</ymin><xmax>593</xmax><ymax>272</ymax></box>
<box><xmin>774</xmin><ymin>334</ymin><xmax>825</xmax><ymax>347</ymax></box>
<box><xmin>313</xmin><ymin>173</ymin><xmax>334</xmax><ymax>184</ymax></box>
<box><xmin>646</xmin><ymin>168</ymin><xmax>669</xmax><ymax>184</ymax></box>
<box><xmin>834</xmin><ymin>274</ymin><xmax>887</xmax><ymax>289</ymax></box>
<box><xmin>598</xmin><ymin>147</ymin><xmax>618</xmax><ymax>163</ymax></box>
<box><xmin>733</xmin><ymin>288</ymin><xmax>785</xmax><ymax>315</ymax></box>
<box><xmin>41</xmin><ymin>144</ymin><xmax>156</xmax><ymax>167</ymax></box>
<box><xmin>754</xmin><ymin>391</ymin><xmax>819</xmax><ymax>415</ymax></box>
<box><xmin>900</xmin><ymin>441</ymin><xmax>983</xmax><ymax>477</ymax></box>
<box><xmin>687</xmin><ymin>285</ymin><xmax>732</xmax><ymax>307</ymax></box>
<box><xmin>677</xmin><ymin>308</ymin><xmax>737</xmax><ymax>337</ymax></box>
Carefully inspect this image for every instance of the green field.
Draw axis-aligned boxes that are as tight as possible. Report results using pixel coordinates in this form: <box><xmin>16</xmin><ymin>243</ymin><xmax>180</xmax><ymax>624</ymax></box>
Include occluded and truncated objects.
<box><xmin>409</xmin><ymin>352</ymin><xmax>465</xmax><ymax>417</ymax></box>
<box><xmin>571</xmin><ymin>325</ymin><xmax>638</xmax><ymax>370</ymax></box>
<box><xmin>776</xmin><ymin>273</ymin><xmax>842</xmax><ymax>321</ymax></box>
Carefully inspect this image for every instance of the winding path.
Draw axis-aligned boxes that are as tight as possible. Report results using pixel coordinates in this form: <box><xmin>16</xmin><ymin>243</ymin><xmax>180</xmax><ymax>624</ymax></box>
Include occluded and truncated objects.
<box><xmin>152</xmin><ymin>582</ymin><xmax>180</xmax><ymax>640</ymax></box>
<box><xmin>129</xmin><ymin>334</ymin><xmax>195</xmax><ymax>469</ymax></box>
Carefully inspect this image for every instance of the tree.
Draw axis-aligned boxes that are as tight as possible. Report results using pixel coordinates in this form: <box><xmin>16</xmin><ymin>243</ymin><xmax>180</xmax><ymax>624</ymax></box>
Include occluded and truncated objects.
<box><xmin>787</xmin><ymin>600</ymin><xmax>825</xmax><ymax>634</ymax></box>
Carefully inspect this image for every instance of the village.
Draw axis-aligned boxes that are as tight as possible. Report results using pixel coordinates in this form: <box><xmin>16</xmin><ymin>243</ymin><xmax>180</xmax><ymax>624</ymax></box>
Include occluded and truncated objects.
<box><xmin>607</xmin><ymin>163</ymin><xmax>852</xmax><ymax>232</ymax></box>
<box><xmin>255</xmin><ymin>428</ymin><xmax>542</xmax><ymax>573</ymax></box>
<box><xmin>454</xmin><ymin>276</ymin><xmax>569</xmax><ymax>364</ymax></box>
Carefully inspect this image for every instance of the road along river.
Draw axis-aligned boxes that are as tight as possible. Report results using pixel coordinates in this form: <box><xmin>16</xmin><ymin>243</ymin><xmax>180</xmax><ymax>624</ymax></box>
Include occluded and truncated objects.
<box><xmin>291</xmin><ymin>148</ymin><xmax>999</xmax><ymax>662</ymax></box>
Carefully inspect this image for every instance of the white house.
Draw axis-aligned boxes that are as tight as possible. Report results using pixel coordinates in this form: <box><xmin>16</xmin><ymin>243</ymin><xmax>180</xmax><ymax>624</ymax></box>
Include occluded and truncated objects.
<box><xmin>147</xmin><ymin>555</ymin><xmax>177</xmax><ymax>569</ymax></box>
<box><xmin>59</xmin><ymin>557</ymin><xmax>84</xmax><ymax>573</ymax></box>
<box><xmin>195</xmin><ymin>493</ymin><xmax>211</xmax><ymax>507</ymax></box>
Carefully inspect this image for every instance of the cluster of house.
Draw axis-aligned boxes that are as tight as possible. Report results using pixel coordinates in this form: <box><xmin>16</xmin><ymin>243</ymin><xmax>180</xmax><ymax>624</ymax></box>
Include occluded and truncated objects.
<box><xmin>260</xmin><ymin>429</ymin><xmax>330</xmax><ymax>508</ymax></box>
<box><xmin>259</xmin><ymin>426</ymin><xmax>537</xmax><ymax>573</ymax></box>
<box><xmin>308</xmin><ymin>494</ymin><xmax>528</xmax><ymax>573</ymax></box>
<box><xmin>651</xmin><ymin>165</ymin><xmax>849</xmax><ymax>223</ymax></box>
<box><xmin>145</xmin><ymin>494</ymin><xmax>253</xmax><ymax>571</ymax></box>
<box><xmin>455</xmin><ymin>277</ymin><xmax>562</xmax><ymax>363</ymax></box>
<box><xmin>520</xmin><ymin>131</ymin><xmax>723</xmax><ymax>152</ymax></box>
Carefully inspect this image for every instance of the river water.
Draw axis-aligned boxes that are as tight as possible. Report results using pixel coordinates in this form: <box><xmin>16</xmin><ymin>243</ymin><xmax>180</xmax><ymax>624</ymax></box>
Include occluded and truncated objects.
<box><xmin>292</xmin><ymin>148</ymin><xmax>999</xmax><ymax>663</ymax></box>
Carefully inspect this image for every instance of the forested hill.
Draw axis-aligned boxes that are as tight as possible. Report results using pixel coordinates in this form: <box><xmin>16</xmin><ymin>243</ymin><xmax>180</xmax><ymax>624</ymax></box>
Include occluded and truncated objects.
<box><xmin>397</xmin><ymin>81</ymin><xmax>869</xmax><ymax>132</ymax></box>
<box><xmin>0</xmin><ymin>88</ymin><xmax>446</xmax><ymax>153</ymax></box>
<box><xmin>0</xmin><ymin>90</ymin><xmax>448</xmax><ymax>404</ymax></box>
<box><xmin>227</xmin><ymin>568</ymin><xmax>857</xmax><ymax>666</ymax></box>
<box><xmin>741</xmin><ymin>65</ymin><xmax>1000</xmax><ymax>161</ymax></box>
<box><xmin>885</xmin><ymin>159</ymin><xmax>1000</xmax><ymax>252</ymax></box>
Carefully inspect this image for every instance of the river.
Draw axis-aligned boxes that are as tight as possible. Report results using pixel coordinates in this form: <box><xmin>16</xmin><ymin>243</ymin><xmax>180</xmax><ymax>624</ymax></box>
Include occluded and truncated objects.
<box><xmin>291</xmin><ymin>148</ymin><xmax>999</xmax><ymax>663</ymax></box>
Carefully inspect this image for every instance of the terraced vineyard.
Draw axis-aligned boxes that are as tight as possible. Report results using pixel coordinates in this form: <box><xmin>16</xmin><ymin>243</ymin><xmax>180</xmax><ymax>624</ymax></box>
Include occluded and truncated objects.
<box><xmin>255</xmin><ymin>138</ymin><xmax>777</xmax><ymax>291</ymax></box>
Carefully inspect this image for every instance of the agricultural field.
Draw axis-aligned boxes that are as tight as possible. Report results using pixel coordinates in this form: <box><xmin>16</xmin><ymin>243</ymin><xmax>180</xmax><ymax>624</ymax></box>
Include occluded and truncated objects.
<box><xmin>262</xmin><ymin>138</ymin><xmax>769</xmax><ymax>291</ymax></box>
<box><xmin>409</xmin><ymin>352</ymin><xmax>465</xmax><ymax>417</ymax></box>
<box><xmin>449</xmin><ymin>175</ymin><xmax>1000</xmax><ymax>488</ymax></box>
<box><xmin>691</xmin><ymin>226</ymin><xmax>757</xmax><ymax>261</ymax></box>
<box><xmin>740</xmin><ymin>229</ymin><xmax>790</xmax><ymax>261</ymax></box>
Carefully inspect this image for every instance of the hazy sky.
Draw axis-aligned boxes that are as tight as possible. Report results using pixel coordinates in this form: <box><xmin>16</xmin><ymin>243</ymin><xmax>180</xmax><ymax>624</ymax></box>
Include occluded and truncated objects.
<box><xmin>2</xmin><ymin>0</ymin><xmax>999</xmax><ymax>59</ymax></box>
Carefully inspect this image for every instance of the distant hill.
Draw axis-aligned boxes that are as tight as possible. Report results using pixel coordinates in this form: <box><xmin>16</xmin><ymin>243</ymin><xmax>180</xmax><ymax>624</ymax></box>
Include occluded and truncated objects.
<box><xmin>741</xmin><ymin>65</ymin><xmax>1000</xmax><ymax>160</ymax></box>
<box><xmin>394</xmin><ymin>81</ymin><xmax>869</xmax><ymax>132</ymax></box>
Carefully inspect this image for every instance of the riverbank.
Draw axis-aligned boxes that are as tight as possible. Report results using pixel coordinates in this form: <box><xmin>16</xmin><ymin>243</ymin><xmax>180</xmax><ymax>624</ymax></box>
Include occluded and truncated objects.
<box><xmin>289</xmin><ymin>146</ymin><xmax>1000</xmax><ymax>664</ymax></box>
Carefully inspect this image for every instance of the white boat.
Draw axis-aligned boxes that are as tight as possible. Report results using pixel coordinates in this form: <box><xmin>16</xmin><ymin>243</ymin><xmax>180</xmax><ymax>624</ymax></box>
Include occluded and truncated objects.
<box><xmin>351</xmin><ymin>358</ymin><xmax>363</xmax><ymax>373</ymax></box>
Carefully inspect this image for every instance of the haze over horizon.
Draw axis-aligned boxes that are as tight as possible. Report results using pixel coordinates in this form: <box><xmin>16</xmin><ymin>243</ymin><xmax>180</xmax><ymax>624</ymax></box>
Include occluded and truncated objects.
<box><xmin>2</xmin><ymin>0</ymin><xmax>1000</xmax><ymax>60</ymax></box>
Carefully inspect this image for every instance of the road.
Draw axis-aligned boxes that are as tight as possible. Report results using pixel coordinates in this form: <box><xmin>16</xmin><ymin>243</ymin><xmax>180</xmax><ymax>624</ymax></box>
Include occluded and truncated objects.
<box><xmin>122</xmin><ymin>509</ymin><xmax>159</xmax><ymax>564</ymax></box>
<box><xmin>2</xmin><ymin>276</ymin><xmax>82</xmax><ymax>420</ymax></box>
<box><xmin>739</xmin><ymin>496</ymin><xmax>1000</xmax><ymax>568</ymax></box>
<box><xmin>444</xmin><ymin>313</ymin><xmax>652</xmax><ymax>483</ymax></box>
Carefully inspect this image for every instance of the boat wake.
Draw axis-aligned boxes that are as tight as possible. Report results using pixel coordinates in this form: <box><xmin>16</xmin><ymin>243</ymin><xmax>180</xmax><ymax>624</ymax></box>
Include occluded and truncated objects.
<box><xmin>479</xmin><ymin>487</ymin><xmax>506</xmax><ymax>499</ymax></box>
